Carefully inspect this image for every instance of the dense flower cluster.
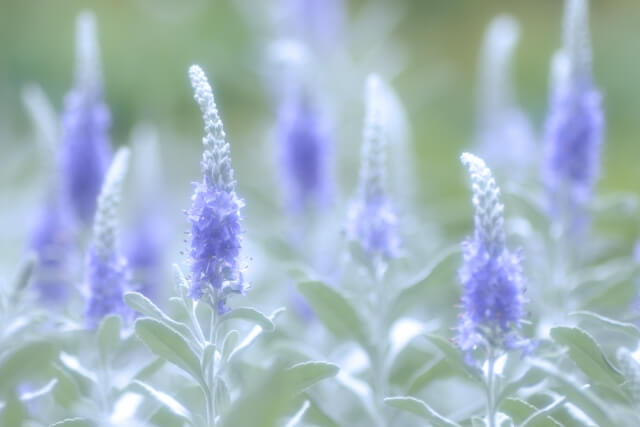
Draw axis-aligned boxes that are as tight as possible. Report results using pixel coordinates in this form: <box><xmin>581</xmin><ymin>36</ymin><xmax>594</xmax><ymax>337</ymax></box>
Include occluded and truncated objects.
<box><xmin>457</xmin><ymin>153</ymin><xmax>527</xmax><ymax>359</ymax></box>
<box><xmin>277</xmin><ymin>93</ymin><xmax>332</xmax><ymax>212</ymax></box>
<box><xmin>85</xmin><ymin>248</ymin><xmax>128</xmax><ymax>324</ymax></box>
<box><xmin>347</xmin><ymin>75</ymin><xmax>400</xmax><ymax>262</ymax></box>
<box><xmin>475</xmin><ymin>15</ymin><xmax>534</xmax><ymax>175</ymax></box>
<box><xmin>542</xmin><ymin>0</ymin><xmax>604</xmax><ymax>231</ymax></box>
<box><xmin>85</xmin><ymin>148</ymin><xmax>130</xmax><ymax>327</ymax></box>
<box><xmin>60</xmin><ymin>12</ymin><xmax>112</xmax><ymax>225</ymax></box>
<box><xmin>29</xmin><ymin>196</ymin><xmax>73</xmax><ymax>302</ymax></box>
<box><xmin>187</xmin><ymin>65</ymin><xmax>247</xmax><ymax>314</ymax></box>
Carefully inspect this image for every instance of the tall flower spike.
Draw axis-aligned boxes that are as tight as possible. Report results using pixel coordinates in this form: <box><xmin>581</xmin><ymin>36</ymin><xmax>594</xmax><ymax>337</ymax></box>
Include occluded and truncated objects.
<box><xmin>542</xmin><ymin>0</ymin><xmax>604</xmax><ymax>232</ymax></box>
<box><xmin>23</xmin><ymin>85</ymin><xmax>73</xmax><ymax>302</ymax></box>
<box><xmin>458</xmin><ymin>153</ymin><xmax>527</xmax><ymax>361</ymax></box>
<box><xmin>60</xmin><ymin>11</ymin><xmax>112</xmax><ymax>225</ymax></box>
<box><xmin>475</xmin><ymin>15</ymin><xmax>534</xmax><ymax>174</ymax></box>
<box><xmin>187</xmin><ymin>65</ymin><xmax>247</xmax><ymax>314</ymax></box>
<box><xmin>347</xmin><ymin>74</ymin><xmax>400</xmax><ymax>264</ymax></box>
<box><xmin>277</xmin><ymin>92</ymin><xmax>333</xmax><ymax>212</ymax></box>
<box><xmin>85</xmin><ymin>148</ymin><xmax>130</xmax><ymax>327</ymax></box>
<box><xmin>28</xmin><ymin>196</ymin><xmax>73</xmax><ymax>302</ymax></box>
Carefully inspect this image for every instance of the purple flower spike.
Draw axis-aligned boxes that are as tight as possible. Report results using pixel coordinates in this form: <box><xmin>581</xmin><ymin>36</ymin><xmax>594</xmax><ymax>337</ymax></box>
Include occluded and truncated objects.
<box><xmin>475</xmin><ymin>15</ymin><xmax>535</xmax><ymax>176</ymax></box>
<box><xmin>277</xmin><ymin>94</ymin><xmax>333</xmax><ymax>212</ymax></box>
<box><xmin>347</xmin><ymin>75</ymin><xmax>400</xmax><ymax>264</ymax></box>
<box><xmin>85</xmin><ymin>148</ymin><xmax>130</xmax><ymax>327</ymax></box>
<box><xmin>85</xmin><ymin>249</ymin><xmax>128</xmax><ymax>324</ymax></box>
<box><xmin>29</xmin><ymin>196</ymin><xmax>73</xmax><ymax>302</ymax></box>
<box><xmin>187</xmin><ymin>65</ymin><xmax>248</xmax><ymax>314</ymax></box>
<box><xmin>60</xmin><ymin>12</ymin><xmax>112</xmax><ymax>225</ymax></box>
<box><xmin>542</xmin><ymin>0</ymin><xmax>604</xmax><ymax>232</ymax></box>
<box><xmin>457</xmin><ymin>153</ymin><xmax>528</xmax><ymax>360</ymax></box>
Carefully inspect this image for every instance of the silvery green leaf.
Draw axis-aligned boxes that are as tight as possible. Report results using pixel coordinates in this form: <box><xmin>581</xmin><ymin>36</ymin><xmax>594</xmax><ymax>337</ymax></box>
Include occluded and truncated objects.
<box><xmin>423</xmin><ymin>333</ymin><xmax>482</xmax><ymax>382</ymax></box>
<box><xmin>220</xmin><ymin>306</ymin><xmax>277</xmax><ymax>332</ymax></box>
<box><xmin>218</xmin><ymin>361</ymin><xmax>337</xmax><ymax>427</ymax></box>
<box><xmin>134</xmin><ymin>318</ymin><xmax>204</xmax><ymax>388</ymax></box>
<box><xmin>221</xmin><ymin>330</ymin><xmax>240</xmax><ymax>362</ymax></box>
<box><xmin>550</xmin><ymin>326</ymin><xmax>623</xmax><ymax>388</ymax></box>
<box><xmin>384</xmin><ymin>396</ymin><xmax>461</xmax><ymax>427</ymax></box>
<box><xmin>19</xmin><ymin>378</ymin><xmax>57</xmax><ymax>402</ymax></box>
<box><xmin>570</xmin><ymin>311</ymin><xmax>640</xmax><ymax>338</ymax></box>
<box><xmin>132</xmin><ymin>380</ymin><xmax>193</xmax><ymax>424</ymax></box>
<box><xmin>202</xmin><ymin>343</ymin><xmax>216</xmax><ymax>378</ymax></box>
<box><xmin>52</xmin><ymin>365</ymin><xmax>80</xmax><ymax>408</ymax></box>
<box><xmin>50</xmin><ymin>418</ymin><xmax>94</xmax><ymax>427</ymax></box>
<box><xmin>59</xmin><ymin>352</ymin><xmax>97</xmax><ymax>385</ymax></box>
<box><xmin>215</xmin><ymin>377</ymin><xmax>231</xmax><ymax>415</ymax></box>
<box><xmin>97</xmin><ymin>314</ymin><xmax>121</xmax><ymax>361</ymax></box>
<box><xmin>407</xmin><ymin>357</ymin><xmax>456</xmax><ymax>394</ymax></box>
<box><xmin>529</xmin><ymin>358</ymin><xmax>612</xmax><ymax>427</ymax></box>
<box><xmin>0</xmin><ymin>341</ymin><xmax>55</xmax><ymax>394</ymax></box>
<box><xmin>281</xmin><ymin>361</ymin><xmax>339</xmax><ymax>397</ymax></box>
<box><xmin>387</xmin><ymin>245</ymin><xmax>459</xmax><ymax>320</ymax></box>
<box><xmin>297</xmin><ymin>280</ymin><xmax>369</xmax><ymax>345</ymax></box>
<box><xmin>521</xmin><ymin>396</ymin><xmax>566</xmax><ymax>427</ymax></box>
<box><xmin>1</xmin><ymin>392</ymin><xmax>26</xmax><ymax>426</ymax></box>
<box><xmin>284</xmin><ymin>400</ymin><xmax>310</xmax><ymax>427</ymax></box>
<box><xmin>124</xmin><ymin>292</ymin><xmax>194</xmax><ymax>341</ymax></box>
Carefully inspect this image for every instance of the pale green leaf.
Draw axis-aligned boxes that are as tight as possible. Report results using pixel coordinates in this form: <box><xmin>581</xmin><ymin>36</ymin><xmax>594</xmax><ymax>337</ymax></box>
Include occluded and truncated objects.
<box><xmin>97</xmin><ymin>314</ymin><xmax>121</xmax><ymax>360</ymax></box>
<box><xmin>220</xmin><ymin>306</ymin><xmax>276</xmax><ymax>332</ymax></box>
<box><xmin>384</xmin><ymin>396</ymin><xmax>461</xmax><ymax>427</ymax></box>
<box><xmin>297</xmin><ymin>280</ymin><xmax>368</xmax><ymax>345</ymax></box>
<box><xmin>570</xmin><ymin>310</ymin><xmax>640</xmax><ymax>339</ymax></box>
<box><xmin>134</xmin><ymin>318</ymin><xmax>203</xmax><ymax>386</ymax></box>
<box><xmin>124</xmin><ymin>291</ymin><xmax>193</xmax><ymax>340</ymax></box>
<box><xmin>550</xmin><ymin>326</ymin><xmax>623</xmax><ymax>388</ymax></box>
<box><xmin>282</xmin><ymin>361</ymin><xmax>339</xmax><ymax>397</ymax></box>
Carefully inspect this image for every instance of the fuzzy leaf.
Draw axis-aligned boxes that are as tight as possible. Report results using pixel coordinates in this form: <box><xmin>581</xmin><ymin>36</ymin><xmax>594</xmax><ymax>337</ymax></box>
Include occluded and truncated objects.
<box><xmin>97</xmin><ymin>314</ymin><xmax>121</xmax><ymax>360</ymax></box>
<box><xmin>134</xmin><ymin>318</ymin><xmax>203</xmax><ymax>387</ymax></box>
<box><xmin>297</xmin><ymin>281</ymin><xmax>368</xmax><ymax>345</ymax></box>
<box><xmin>220</xmin><ymin>306</ymin><xmax>276</xmax><ymax>332</ymax></box>
<box><xmin>570</xmin><ymin>310</ymin><xmax>640</xmax><ymax>338</ymax></box>
<box><xmin>284</xmin><ymin>400</ymin><xmax>310</xmax><ymax>427</ymax></box>
<box><xmin>50</xmin><ymin>419</ymin><xmax>94</xmax><ymax>427</ymax></box>
<box><xmin>550</xmin><ymin>326</ymin><xmax>623</xmax><ymax>388</ymax></box>
<box><xmin>0</xmin><ymin>340</ymin><xmax>55</xmax><ymax>394</ymax></box>
<box><xmin>384</xmin><ymin>396</ymin><xmax>461</xmax><ymax>427</ymax></box>
<box><xmin>125</xmin><ymin>291</ymin><xmax>194</xmax><ymax>340</ymax></box>
<box><xmin>221</xmin><ymin>330</ymin><xmax>240</xmax><ymax>362</ymax></box>
<box><xmin>282</xmin><ymin>361</ymin><xmax>339</xmax><ymax>397</ymax></box>
<box><xmin>132</xmin><ymin>380</ymin><xmax>193</xmax><ymax>423</ymax></box>
<box><xmin>423</xmin><ymin>334</ymin><xmax>481</xmax><ymax>382</ymax></box>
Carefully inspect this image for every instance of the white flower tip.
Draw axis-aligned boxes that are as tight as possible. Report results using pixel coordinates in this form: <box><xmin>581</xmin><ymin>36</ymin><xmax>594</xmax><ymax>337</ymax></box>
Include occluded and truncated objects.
<box><xmin>486</xmin><ymin>14</ymin><xmax>520</xmax><ymax>56</ymax></box>
<box><xmin>563</xmin><ymin>0</ymin><xmax>592</xmax><ymax>75</ymax></box>
<box><xmin>105</xmin><ymin>147</ymin><xmax>131</xmax><ymax>188</ymax></box>
<box><xmin>75</xmin><ymin>11</ymin><xmax>101</xmax><ymax>91</ymax></box>
<box><xmin>460</xmin><ymin>152</ymin><xmax>485</xmax><ymax>170</ymax></box>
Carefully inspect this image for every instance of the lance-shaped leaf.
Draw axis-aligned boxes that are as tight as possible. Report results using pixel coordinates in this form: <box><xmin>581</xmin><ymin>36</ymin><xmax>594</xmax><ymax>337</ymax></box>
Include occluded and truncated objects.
<box><xmin>134</xmin><ymin>318</ymin><xmax>204</xmax><ymax>387</ymax></box>
<box><xmin>297</xmin><ymin>280</ymin><xmax>368</xmax><ymax>345</ymax></box>
<box><xmin>550</xmin><ymin>326</ymin><xmax>623</xmax><ymax>388</ymax></box>
<box><xmin>384</xmin><ymin>396</ymin><xmax>461</xmax><ymax>427</ymax></box>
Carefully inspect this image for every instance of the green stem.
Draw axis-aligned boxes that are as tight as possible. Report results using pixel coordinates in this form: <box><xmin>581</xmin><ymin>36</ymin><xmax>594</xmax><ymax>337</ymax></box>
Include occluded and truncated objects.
<box><xmin>486</xmin><ymin>346</ymin><xmax>497</xmax><ymax>427</ymax></box>
<box><xmin>371</xmin><ymin>259</ymin><xmax>387</xmax><ymax>427</ymax></box>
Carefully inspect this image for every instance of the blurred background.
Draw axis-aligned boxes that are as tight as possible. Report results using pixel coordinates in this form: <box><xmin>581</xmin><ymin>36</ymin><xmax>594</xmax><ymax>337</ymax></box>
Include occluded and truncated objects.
<box><xmin>2</xmin><ymin>0</ymin><xmax>640</xmax><ymax>277</ymax></box>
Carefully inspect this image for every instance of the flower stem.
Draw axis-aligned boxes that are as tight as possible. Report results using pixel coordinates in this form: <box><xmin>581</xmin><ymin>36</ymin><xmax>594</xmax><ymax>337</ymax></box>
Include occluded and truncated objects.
<box><xmin>486</xmin><ymin>345</ymin><xmax>497</xmax><ymax>427</ymax></box>
<box><xmin>370</xmin><ymin>259</ymin><xmax>387</xmax><ymax>427</ymax></box>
